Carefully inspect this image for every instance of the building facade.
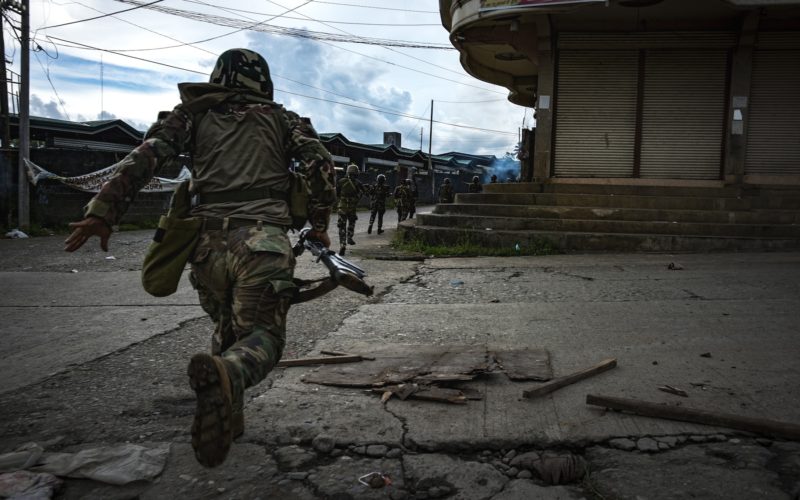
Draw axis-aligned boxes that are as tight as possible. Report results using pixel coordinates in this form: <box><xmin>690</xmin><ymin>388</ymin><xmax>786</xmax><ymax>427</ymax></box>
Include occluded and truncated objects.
<box><xmin>440</xmin><ymin>0</ymin><xmax>800</xmax><ymax>187</ymax></box>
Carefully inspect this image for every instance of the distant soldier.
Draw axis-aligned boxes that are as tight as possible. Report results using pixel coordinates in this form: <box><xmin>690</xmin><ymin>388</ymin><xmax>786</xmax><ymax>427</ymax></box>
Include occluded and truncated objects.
<box><xmin>438</xmin><ymin>178</ymin><xmax>454</xmax><ymax>203</ymax></box>
<box><xmin>490</xmin><ymin>174</ymin><xmax>498</xmax><ymax>184</ymax></box>
<box><xmin>407</xmin><ymin>176</ymin><xmax>419</xmax><ymax>219</ymax></box>
<box><xmin>367</xmin><ymin>174</ymin><xmax>390</xmax><ymax>235</ymax></box>
<box><xmin>393</xmin><ymin>179</ymin><xmax>412</xmax><ymax>222</ymax></box>
<box><xmin>468</xmin><ymin>175</ymin><xmax>483</xmax><ymax>193</ymax></box>
<box><xmin>336</xmin><ymin>164</ymin><xmax>366</xmax><ymax>255</ymax></box>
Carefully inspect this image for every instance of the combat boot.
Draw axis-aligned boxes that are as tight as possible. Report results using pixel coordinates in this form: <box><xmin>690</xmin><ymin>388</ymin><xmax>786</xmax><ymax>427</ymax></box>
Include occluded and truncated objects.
<box><xmin>377</xmin><ymin>227</ymin><xmax>384</xmax><ymax>234</ymax></box>
<box><xmin>339</xmin><ymin>245</ymin><xmax>346</xmax><ymax>256</ymax></box>
<box><xmin>367</xmin><ymin>225</ymin><xmax>372</xmax><ymax>234</ymax></box>
<box><xmin>347</xmin><ymin>237</ymin><xmax>356</xmax><ymax>245</ymax></box>
<box><xmin>187</xmin><ymin>353</ymin><xmax>237</xmax><ymax>468</ymax></box>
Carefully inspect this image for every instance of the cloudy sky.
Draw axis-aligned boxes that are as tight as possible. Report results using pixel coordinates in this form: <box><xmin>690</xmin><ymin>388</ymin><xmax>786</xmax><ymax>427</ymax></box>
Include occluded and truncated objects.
<box><xmin>3</xmin><ymin>0</ymin><xmax>533</xmax><ymax>157</ymax></box>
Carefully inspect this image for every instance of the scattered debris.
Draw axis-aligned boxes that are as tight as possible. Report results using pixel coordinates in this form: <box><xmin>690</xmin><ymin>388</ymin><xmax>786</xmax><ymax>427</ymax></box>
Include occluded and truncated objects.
<box><xmin>667</xmin><ymin>262</ymin><xmax>683</xmax><ymax>270</ymax></box>
<box><xmin>70</xmin><ymin>269</ymin><xmax>79</xmax><ymax>273</ymax></box>
<box><xmin>700</xmin><ymin>352</ymin><xmax>713</xmax><ymax>358</ymax></box>
<box><xmin>0</xmin><ymin>443</ymin><xmax>170</xmax><ymax>486</ymax></box>
<box><xmin>586</xmin><ymin>394</ymin><xmax>800</xmax><ymax>441</ymax></box>
<box><xmin>374</xmin><ymin>384</ymin><xmax>472</xmax><ymax>405</ymax></box>
<box><xmin>0</xmin><ymin>470</ymin><xmax>61</xmax><ymax>499</ymax></box>
<box><xmin>510</xmin><ymin>451</ymin><xmax>586</xmax><ymax>485</ymax></box>
<box><xmin>300</xmin><ymin>345</ymin><xmax>552</xmax><ymax>396</ymax></box>
<box><xmin>4</xmin><ymin>229</ymin><xmax>29</xmax><ymax>239</ymax></box>
<box><xmin>320</xmin><ymin>350</ymin><xmax>375</xmax><ymax>361</ymax></box>
<box><xmin>105</xmin><ymin>256</ymin><xmax>117</xmax><ymax>260</ymax></box>
<box><xmin>449</xmin><ymin>279</ymin><xmax>464</xmax><ymax>287</ymax></box>
<box><xmin>277</xmin><ymin>354</ymin><xmax>365</xmax><ymax>367</ymax></box>
<box><xmin>523</xmin><ymin>358</ymin><xmax>617</xmax><ymax>399</ymax></box>
<box><xmin>358</xmin><ymin>471</ymin><xmax>391</xmax><ymax>489</ymax></box>
<box><xmin>658</xmin><ymin>385</ymin><xmax>688</xmax><ymax>397</ymax></box>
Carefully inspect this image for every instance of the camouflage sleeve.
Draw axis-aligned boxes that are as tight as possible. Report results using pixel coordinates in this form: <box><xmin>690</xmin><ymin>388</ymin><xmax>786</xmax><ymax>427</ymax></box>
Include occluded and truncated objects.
<box><xmin>84</xmin><ymin>106</ymin><xmax>191</xmax><ymax>226</ymax></box>
<box><xmin>285</xmin><ymin>111</ymin><xmax>336</xmax><ymax>232</ymax></box>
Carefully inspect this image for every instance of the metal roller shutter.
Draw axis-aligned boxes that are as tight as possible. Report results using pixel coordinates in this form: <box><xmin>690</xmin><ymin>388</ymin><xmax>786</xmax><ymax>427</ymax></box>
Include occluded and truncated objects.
<box><xmin>554</xmin><ymin>50</ymin><xmax>638</xmax><ymax>177</ymax></box>
<box><xmin>639</xmin><ymin>50</ymin><xmax>728</xmax><ymax>179</ymax></box>
<box><xmin>745</xmin><ymin>48</ymin><xmax>800</xmax><ymax>176</ymax></box>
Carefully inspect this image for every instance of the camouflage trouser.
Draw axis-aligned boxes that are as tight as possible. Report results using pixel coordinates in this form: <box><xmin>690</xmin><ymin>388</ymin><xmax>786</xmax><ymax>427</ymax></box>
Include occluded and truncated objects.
<box><xmin>189</xmin><ymin>225</ymin><xmax>296</xmax><ymax>405</ymax></box>
<box><xmin>337</xmin><ymin>211</ymin><xmax>357</xmax><ymax>245</ymax></box>
<box><xmin>408</xmin><ymin>200</ymin><xmax>416</xmax><ymax>218</ymax></box>
<box><xmin>368</xmin><ymin>206</ymin><xmax>385</xmax><ymax>231</ymax></box>
<box><xmin>396</xmin><ymin>203</ymin><xmax>408</xmax><ymax>222</ymax></box>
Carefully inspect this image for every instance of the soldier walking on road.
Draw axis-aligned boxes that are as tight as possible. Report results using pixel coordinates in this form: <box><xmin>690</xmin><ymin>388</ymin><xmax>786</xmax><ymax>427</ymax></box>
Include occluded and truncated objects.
<box><xmin>468</xmin><ymin>175</ymin><xmax>483</xmax><ymax>193</ymax></box>
<box><xmin>63</xmin><ymin>48</ymin><xmax>336</xmax><ymax>468</ymax></box>
<box><xmin>336</xmin><ymin>163</ymin><xmax>366</xmax><ymax>255</ymax></box>
<box><xmin>407</xmin><ymin>176</ymin><xmax>418</xmax><ymax>219</ymax></box>
<box><xmin>367</xmin><ymin>174</ymin><xmax>389</xmax><ymax>235</ymax></box>
<box><xmin>393</xmin><ymin>179</ymin><xmax>412</xmax><ymax>222</ymax></box>
<box><xmin>438</xmin><ymin>178</ymin><xmax>454</xmax><ymax>203</ymax></box>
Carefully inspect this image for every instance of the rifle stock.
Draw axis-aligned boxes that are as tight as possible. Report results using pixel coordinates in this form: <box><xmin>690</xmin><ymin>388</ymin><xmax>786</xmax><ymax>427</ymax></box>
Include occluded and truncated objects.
<box><xmin>293</xmin><ymin>228</ymin><xmax>374</xmax><ymax>297</ymax></box>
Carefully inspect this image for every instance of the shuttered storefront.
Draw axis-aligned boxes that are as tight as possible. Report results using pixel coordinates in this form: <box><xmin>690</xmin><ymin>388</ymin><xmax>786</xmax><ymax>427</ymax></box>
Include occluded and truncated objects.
<box><xmin>554</xmin><ymin>33</ymin><xmax>733</xmax><ymax>179</ymax></box>
<box><xmin>745</xmin><ymin>33</ymin><xmax>800</xmax><ymax>176</ymax></box>
<box><xmin>639</xmin><ymin>50</ymin><xmax>728</xmax><ymax>179</ymax></box>
<box><xmin>554</xmin><ymin>50</ymin><xmax>639</xmax><ymax>177</ymax></box>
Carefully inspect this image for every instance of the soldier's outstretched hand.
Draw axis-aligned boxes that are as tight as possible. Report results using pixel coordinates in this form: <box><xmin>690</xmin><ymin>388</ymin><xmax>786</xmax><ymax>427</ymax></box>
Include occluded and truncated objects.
<box><xmin>64</xmin><ymin>217</ymin><xmax>112</xmax><ymax>252</ymax></box>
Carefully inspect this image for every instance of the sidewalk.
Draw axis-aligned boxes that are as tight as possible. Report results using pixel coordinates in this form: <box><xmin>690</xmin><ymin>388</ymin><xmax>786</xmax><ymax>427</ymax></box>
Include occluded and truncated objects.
<box><xmin>1</xmin><ymin>222</ymin><xmax>799</xmax><ymax>499</ymax></box>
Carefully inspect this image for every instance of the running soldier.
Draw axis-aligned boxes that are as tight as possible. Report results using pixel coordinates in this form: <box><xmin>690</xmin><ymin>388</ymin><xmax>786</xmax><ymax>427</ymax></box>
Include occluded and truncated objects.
<box><xmin>367</xmin><ymin>174</ymin><xmax>390</xmax><ymax>235</ymax></box>
<box><xmin>393</xmin><ymin>179</ymin><xmax>411</xmax><ymax>222</ymax></box>
<box><xmin>64</xmin><ymin>48</ymin><xmax>336</xmax><ymax>468</ymax></box>
<box><xmin>336</xmin><ymin>163</ymin><xmax>366</xmax><ymax>255</ymax></box>
<box><xmin>438</xmin><ymin>178</ymin><xmax>454</xmax><ymax>203</ymax></box>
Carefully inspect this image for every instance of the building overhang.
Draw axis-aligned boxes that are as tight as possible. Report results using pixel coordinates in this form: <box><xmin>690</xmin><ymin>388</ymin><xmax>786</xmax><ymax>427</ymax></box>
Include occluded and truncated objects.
<box><xmin>441</xmin><ymin>0</ymin><xmax>800</xmax><ymax>107</ymax></box>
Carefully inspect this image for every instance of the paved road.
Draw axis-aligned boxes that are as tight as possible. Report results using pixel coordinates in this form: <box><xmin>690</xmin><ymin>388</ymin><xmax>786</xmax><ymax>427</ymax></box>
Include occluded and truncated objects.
<box><xmin>1</xmin><ymin>220</ymin><xmax>799</xmax><ymax>499</ymax></box>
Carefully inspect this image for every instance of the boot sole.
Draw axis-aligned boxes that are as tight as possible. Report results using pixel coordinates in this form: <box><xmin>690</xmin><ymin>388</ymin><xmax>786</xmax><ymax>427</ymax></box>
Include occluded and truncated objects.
<box><xmin>188</xmin><ymin>353</ymin><xmax>233</xmax><ymax>468</ymax></box>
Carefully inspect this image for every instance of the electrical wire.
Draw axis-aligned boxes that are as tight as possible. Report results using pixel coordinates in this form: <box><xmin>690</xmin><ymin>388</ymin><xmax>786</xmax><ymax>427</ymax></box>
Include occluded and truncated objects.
<box><xmin>32</xmin><ymin>49</ymin><xmax>71</xmax><ymax>120</ymax></box>
<box><xmin>179</xmin><ymin>0</ymin><xmax>440</xmax><ymax>26</ymax></box>
<box><xmin>40</xmin><ymin>36</ymin><xmax>517</xmax><ymax>136</ymax></box>
<box><xmin>106</xmin><ymin>0</ymin><xmax>453</xmax><ymax>50</ymax></box>
<box><xmin>307</xmin><ymin>1</ymin><xmax>439</xmax><ymax>14</ymax></box>
<box><xmin>40</xmin><ymin>0</ymin><xmax>164</xmax><ymax>30</ymax></box>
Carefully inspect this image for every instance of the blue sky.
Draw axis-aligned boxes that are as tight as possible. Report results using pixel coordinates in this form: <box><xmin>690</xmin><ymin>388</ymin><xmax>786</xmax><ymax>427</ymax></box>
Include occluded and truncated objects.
<box><xmin>6</xmin><ymin>0</ymin><xmax>532</xmax><ymax>157</ymax></box>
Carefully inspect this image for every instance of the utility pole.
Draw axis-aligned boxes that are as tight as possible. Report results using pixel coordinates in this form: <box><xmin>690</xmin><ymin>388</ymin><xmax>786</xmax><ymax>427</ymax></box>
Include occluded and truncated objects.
<box><xmin>419</xmin><ymin>127</ymin><xmax>423</xmax><ymax>150</ymax></box>
<box><xmin>18</xmin><ymin>0</ymin><xmax>29</xmax><ymax>230</ymax></box>
<box><xmin>428</xmin><ymin>99</ymin><xmax>434</xmax><ymax>199</ymax></box>
<box><xmin>0</xmin><ymin>6</ymin><xmax>10</xmax><ymax>148</ymax></box>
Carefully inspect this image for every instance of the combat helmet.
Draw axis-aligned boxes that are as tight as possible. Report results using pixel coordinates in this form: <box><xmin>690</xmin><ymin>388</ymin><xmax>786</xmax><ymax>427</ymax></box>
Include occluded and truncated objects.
<box><xmin>377</xmin><ymin>174</ymin><xmax>386</xmax><ymax>183</ymax></box>
<box><xmin>443</xmin><ymin>178</ymin><xmax>451</xmax><ymax>184</ymax></box>
<box><xmin>472</xmin><ymin>176</ymin><xmax>479</xmax><ymax>182</ymax></box>
<box><xmin>346</xmin><ymin>164</ymin><xmax>359</xmax><ymax>175</ymax></box>
<box><xmin>210</xmin><ymin>48</ymin><xmax>273</xmax><ymax>99</ymax></box>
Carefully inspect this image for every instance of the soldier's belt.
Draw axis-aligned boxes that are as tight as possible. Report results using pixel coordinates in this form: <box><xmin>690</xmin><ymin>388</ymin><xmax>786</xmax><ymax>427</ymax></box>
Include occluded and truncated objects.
<box><xmin>201</xmin><ymin>217</ymin><xmax>273</xmax><ymax>231</ymax></box>
<box><xmin>192</xmin><ymin>186</ymin><xmax>287</xmax><ymax>206</ymax></box>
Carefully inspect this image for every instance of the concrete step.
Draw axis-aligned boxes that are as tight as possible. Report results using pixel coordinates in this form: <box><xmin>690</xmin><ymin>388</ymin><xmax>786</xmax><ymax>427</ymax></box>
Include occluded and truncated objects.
<box><xmin>398</xmin><ymin>222</ymin><xmax>800</xmax><ymax>253</ymax></box>
<box><xmin>452</xmin><ymin>193</ymin><xmax>763</xmax><ymax>211</ymax></box>
<box><xmin>485</xmin><ymin>182</ymin><xmax>740</xmax><ymax>198</ymax></box>
<box><xmin>433</xmin><ymin>203</ymin><xmax>800</xmax><ymax>225</ymax></box>
<box><xmin>416</xmin><ymin>213</ymin><xmax>800</xmax><ymax>239</ymax></box>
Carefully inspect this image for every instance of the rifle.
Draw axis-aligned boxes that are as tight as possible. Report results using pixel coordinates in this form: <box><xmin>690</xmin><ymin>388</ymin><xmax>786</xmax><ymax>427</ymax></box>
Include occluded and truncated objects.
<box><xmin>292</xmin><ymin>228</ymin><xmax>374</xmax><ymax>299</ymax></box>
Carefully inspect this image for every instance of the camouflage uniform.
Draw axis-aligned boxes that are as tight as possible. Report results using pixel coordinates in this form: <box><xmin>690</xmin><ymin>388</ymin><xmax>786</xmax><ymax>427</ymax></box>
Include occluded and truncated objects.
<box><xmin>83</xmin><ymin>48</ymin><xmax>336</xmax><ymax>468</ymax></box>
<box><xmin>407</xmin><ymin>177</ymin><xmax>418</xmax><ymax>219</ymax></box>
<box><xmin>393</xmin><ymin>181</ymin><xmax>411</xmax><ymax>222</ymax></box>
<box><xmin>367</xmin><ymin>174</ymin><xmax>389</xmax><ymax>234</ymax></box>
<box><xmin>438</xmin><ymin>179</ymin><xmax>454</xmax><ymax>203</ymax></box>
<box><xmin>336</xmin><ymin>164</ymin><xmax>365</xmax><ymax>254</ymax></box>
<box><xmin>468</xmin><ymin>176</ymin><xmax>483</xmax><ymax>193</ymax></box>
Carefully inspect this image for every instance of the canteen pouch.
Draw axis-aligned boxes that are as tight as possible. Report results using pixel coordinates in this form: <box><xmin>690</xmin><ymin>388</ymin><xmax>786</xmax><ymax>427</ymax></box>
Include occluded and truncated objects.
<box><xmin>141</xmin><ymin>181</ymin><xmax>201</xmax><ymax>297</ymax></box>
<box><xmin>288</xmin><ymin>171</ymin><xmax>310</xmax><ymax>230</ymax></box>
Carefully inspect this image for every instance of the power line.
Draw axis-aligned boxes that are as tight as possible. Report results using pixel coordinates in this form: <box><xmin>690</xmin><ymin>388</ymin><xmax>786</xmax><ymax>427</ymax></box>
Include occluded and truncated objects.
<box><xmin>107</xmin><ymin>0</ymin><xmax>453</xmax><ymax>50</ymax></box>
<box><xmin>39</xmin><ymin>36</ymin><xmax>517</xmax><ymax>136</ymax></box>
<box><xmin>308</xmin><ymin>1</ymin><xmax>439</xmax><ymax>14</ymax></box>
<box><xmin>41</xmin><ymin>0</ymin><xmax>164</xmax><ymax>30</ymax></box>
<box><xmin>179</xmin><ymin>0</ymin><xmax>440</xmax><ymax>26</ymax></box>
<box><xmin>32</xmin><ymin>50</ymin><xmax>71</xmax><ymax>121</ymax></box>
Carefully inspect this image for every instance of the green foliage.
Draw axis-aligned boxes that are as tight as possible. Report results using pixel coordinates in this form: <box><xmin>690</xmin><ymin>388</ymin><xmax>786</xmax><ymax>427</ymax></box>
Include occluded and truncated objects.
<box><xmin>391</xmin><ymin>232</ymin><xmax>558</xmax><ymax>257</ymax></box>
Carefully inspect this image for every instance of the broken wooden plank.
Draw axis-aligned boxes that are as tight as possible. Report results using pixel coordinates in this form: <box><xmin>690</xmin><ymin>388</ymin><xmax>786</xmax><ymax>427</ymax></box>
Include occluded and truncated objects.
<box><xmin>277</xmin><ymin>355</ymin><xmax>364</xmax><ymax>367</ymax></box>
<box><xmin>320</xmin><ymin>350</ymin><xmax>376</xmax><ymax>361</ymax></box>
<box><xmin>370</xmin><ymin>385</ymin><xmax>467</xmax><ymax>405</ymax></box>
<box><xmin>657</xmin><ymin>385</ymin><xmax>688</xmax><ymax>397</ymax></box>
<box><xmin>493</xmin><ymin>348</ymin><xmax>552</xmax><ymax>381</ymax></box>
<box><xmin>523</xmin><ymin>358</ymin><xmax>617</xmax><ymax>399</ymax></box>
<box><xmin>586</xmin><ymin>394</ymin><xmax>800</xmax><ymax>441</ymax></box>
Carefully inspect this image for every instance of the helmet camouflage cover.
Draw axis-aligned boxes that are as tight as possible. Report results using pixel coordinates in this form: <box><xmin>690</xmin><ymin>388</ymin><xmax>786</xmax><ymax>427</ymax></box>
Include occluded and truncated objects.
<box><xmin>347</xmin><ymin>164</ymin><xmax>359</xmax><ymax>175</ymax></box>
<box><xmin>377</xmin><ymin>174</ymin><xmax>386</xmax><ymax>183</ymax></box>
<box><xmin>209</xmin><ymin>48</ymin><xmax>274</xmax><ymax>99</ymax></box>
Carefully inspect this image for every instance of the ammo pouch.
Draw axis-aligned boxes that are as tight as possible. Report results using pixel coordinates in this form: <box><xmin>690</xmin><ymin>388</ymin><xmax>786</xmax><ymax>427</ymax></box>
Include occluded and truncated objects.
<box><xmin>288</xmin><ymin>171</ymin><xmax>311</xmax><ymax>230</ymax></box>
<box><xmin>141</xmin><ymin>181</ymin><xmax>201</xmax><ymax>297</ymax></box>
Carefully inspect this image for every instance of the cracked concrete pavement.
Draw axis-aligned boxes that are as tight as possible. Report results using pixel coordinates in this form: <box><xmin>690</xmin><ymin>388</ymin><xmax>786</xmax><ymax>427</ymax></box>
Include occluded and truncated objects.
<box><xmin>1</xmin><ymin>211</ymin><xmax>800</xmax><ymax>499</ymax></box>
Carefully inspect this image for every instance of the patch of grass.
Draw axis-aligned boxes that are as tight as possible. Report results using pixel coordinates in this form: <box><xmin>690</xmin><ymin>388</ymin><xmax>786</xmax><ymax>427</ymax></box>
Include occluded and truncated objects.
<box><xmin>391</xmin><ymin>232</ymin><xmax>559</xmax><ymax>257</ymax></box>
